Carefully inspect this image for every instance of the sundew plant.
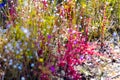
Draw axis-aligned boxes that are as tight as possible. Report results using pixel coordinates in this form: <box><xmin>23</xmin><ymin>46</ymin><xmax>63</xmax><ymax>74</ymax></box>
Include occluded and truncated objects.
<box><xmin>0</xmin><ymin>0</ymin><xmax>120</xmax><ymax>80</ymax></box>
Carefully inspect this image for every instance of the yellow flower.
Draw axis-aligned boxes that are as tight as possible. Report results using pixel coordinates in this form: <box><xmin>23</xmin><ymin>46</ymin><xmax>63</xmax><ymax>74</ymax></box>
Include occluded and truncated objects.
<box><xmin>39</xmin><ymin>58</ymin><xmax>44</xmax><ymax>62</ymax></box>
<box><xmin>65</xmin><ymin>5</ymin><xmax>69</xmax><ymax>9</ymax></box>
<box><xmin>0</xmin><ymin>0</ymin><xmax>2</xmax><ymax>3</ymax></box>
<box><xmin>82</xmin><ymin>3</ymin><xmax>86</xmax><ymax>8</ymax></box>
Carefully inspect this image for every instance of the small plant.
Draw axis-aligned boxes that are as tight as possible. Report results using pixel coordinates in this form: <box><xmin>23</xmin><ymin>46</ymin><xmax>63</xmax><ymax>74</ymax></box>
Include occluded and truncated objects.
<box><xmin>0</xmin><ymin>0</ymin><xmax>120</xmax><ymax>80</ymax></box>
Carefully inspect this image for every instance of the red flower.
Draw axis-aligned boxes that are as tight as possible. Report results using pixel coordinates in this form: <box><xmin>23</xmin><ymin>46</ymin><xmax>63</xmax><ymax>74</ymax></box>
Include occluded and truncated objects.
<box><xmin>42</xmin><ymin>0</ymin><xmax>48</xmax><ymax>8</ymax></box>
<box><xmin>37</xmin><ymin>49</ymin><xmax>43</xmax><ymax>56</ymax></box>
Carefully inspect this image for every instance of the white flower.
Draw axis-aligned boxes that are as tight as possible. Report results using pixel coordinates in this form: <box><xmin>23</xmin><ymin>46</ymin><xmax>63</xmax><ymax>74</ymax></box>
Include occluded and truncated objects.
<box><xmin>21</xmin><ymin>27</ymin><xmax>28</xmax><ymax>33</ymax></box>
<box><xmin>21</xmin><ymin>27</ymin><xmax>30</xmax><ymax>38</ymax></box>
<box><xmin>113</xmin><ymin>32</ymin><xmax>117</xmax><ymax>37</ymax></box>
<box><xmin>9</xmin><ymin>59</ymin><xmax>13</xmax><ymax>65</ymax></box>
<box><xmin>21</xmin><ymin>77</ymin><xmax>25</xmax><ymax>80</ymax></box>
